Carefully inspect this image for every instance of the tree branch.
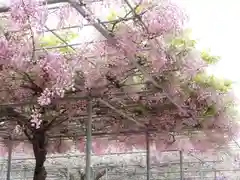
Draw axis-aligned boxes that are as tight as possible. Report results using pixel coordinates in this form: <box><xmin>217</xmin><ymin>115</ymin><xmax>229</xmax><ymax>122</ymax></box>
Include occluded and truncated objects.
<box><xmin>3</xmin><ymin>107</ymin><xmax>32</xmax><ymax>129</ymax></box>
<box><xmin>95</xmin><ymin>169</ymin><xmax>107</xmax><ymax>180</ymax></box>
<box><xmin>19</xmin><ymin>71</ymin><xmax>43</xmax><ymax>95</ymax></box>
<box><xmin>23</xmin><ymin>128</ymin><xmax>33</xmax><ymax>142</ymax></box>
<box><xmin>45</xmin><ymin>110</ymin><xmax>67</xmax><ymax>131</ymax></box>
<box><xmin>78</xmin><ymin>170</ymin><xmax>85</xmax><ymax>180</ymax></box>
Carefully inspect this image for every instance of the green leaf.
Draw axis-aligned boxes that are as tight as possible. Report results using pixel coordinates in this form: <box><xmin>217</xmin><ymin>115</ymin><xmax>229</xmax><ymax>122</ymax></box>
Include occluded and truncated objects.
<box><xmin>201</xmin><ymin>50</ymin><xmax>220</xmax><ymax>64</ymax></box>
<box><xmin>133</xmin><ymin>105</ymin><xmax>148</xmax><ymax>115</ymax></box>
<box><xmin>107</xmin><ymin>10</ymin><xmax>118</xmax><ymax>22</ymax></box>
<box><xmin>106</xmin><ymin>10</ymin><xmax>122</xmax><ymax>32</ymax></box>
<box><xmin>39</xmin><ymin>35</ymin><xmax>61</xmax><ymax>47</ymax></box>
<box><xmin>135</xmin><ymin>5</ymin><xmax>144</xmax><ymax>14</ymax></box>
<box><xmin>59</xmin><ymin>47</ymin><xmax>75</xmax><ymax>53</ymax></box>
<box><xmin>39</xmin><ymin>30</ymin><xmax>79</xmax><ymax>53</ymax></box>
<box><xmin>203</xmin><ymin>104</ymin><xmax>216</xmax><ymax>117</ymax></box>
<box><xmin>172</xmin><ymin>38</ymin><xmax>196</xmax><ymax>48</ymax></box>
<box><xmin>193</xmin><ymin>72</ymin><xmax>232</xmax><ymax>92</ymax></box>
<box><xmin>170</xmin><ymin>32</ymin><xmax>196</xmax><ymax>50</ymax></box>
<box><xmin>133</xmin><ymin>74</ymin><xmax>144</xmax><ymax>83</ymax></box>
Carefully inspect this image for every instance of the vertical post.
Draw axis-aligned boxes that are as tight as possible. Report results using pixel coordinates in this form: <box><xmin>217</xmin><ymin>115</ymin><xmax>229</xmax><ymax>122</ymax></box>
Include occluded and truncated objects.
<box><xmin>86</xmin><ymin>99</ymin><xmax>93</xmax><ymax>180</ymax></box>
<box><xmin>200</xmin><ymin>164</ymin><xmax>204</xmax><ymax>180</ymax></box>
<box><xmin>179</xmin><ymin>150</ymin><xmax>183</xmax><ymax>180</ymax></box>
<box><xmin>105</xmin><ymin>168</ymin><xmax>108</xmax><ymax>180</ymax></box>
<box><xmin>146</xmin><ymin>131</ymin><xmax>150</xmax><ymax>180</ymax></box>
<box><xmin>200</xmin><ymin>171</ymin><xmax>203</xmax><ymax>180</ymax></box>
<box><xmin>0</xmin><ymin>163</ymin><xmax>3</xmax><ymax>179</ymax></box>
<box><xmin>67</xmin><ymin>167</ymin><xmax>70</xmax><ymax>180</ymax></box>
<box><xmin>214</xmin><ymin>170</ymin><xmax>217</xmax><ymax>180</ymax></box>
<box><xmin>23</xmin><ymin>167</ymin><xmax>27</xmax><ymax>180</ymax></box>
<box><xmin>6</xmin><ymin>136</ymin><xmax>12</xmax><ymax>180</ymax></box>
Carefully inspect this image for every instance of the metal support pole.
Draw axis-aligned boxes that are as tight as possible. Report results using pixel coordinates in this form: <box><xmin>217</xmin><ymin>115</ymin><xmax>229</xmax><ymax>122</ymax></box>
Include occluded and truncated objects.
<box><xmin>179</xmin><ymin>150</ymin><xmax>183</xmax><ymax>180</ymax></box>
<box><xmin>6</xmin><ymin>136</ymin><xmax>12</xmax><ymax>180</ymax></box>
<box><xmin>146</xmin><ymin>132</ymin><xmax>150</xmax><ymax>180</ymax></box>
<box><xmin>214</xmin><ymin>170</ymin><xmax>217</xmax><ymax>180</ymax></box>
<box><xmin>23</xmin><ymin>167</ymin><xmax>26</xmax><ymax>180</ymax></box>
<box><xmin>86</xmin><ymin>99</ymin><xmax>93</xmax><ymax>180</ymax></box>
<box><xmin>200</xmin><ymin>166</ymin><xmax>204</xmax><ymax>180</ymax></box>
<box><xmin>0</xmin><ymin>164</ymin><xmax>3</xmax><ymax>179</ymax></box>
<box><xmin>105</xmin><ymin>168</ymin><xmax>108</xmax><ymax>180</ymax></box>
<box><xmin>67</xmin><ymin>167</ymin><xmax>70</xmax><ymax>180</ymax></box>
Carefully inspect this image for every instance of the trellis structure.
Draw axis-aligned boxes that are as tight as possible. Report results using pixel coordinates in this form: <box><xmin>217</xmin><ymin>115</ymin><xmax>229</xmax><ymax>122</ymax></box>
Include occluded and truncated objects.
<box><xmin>0</xmin><ymin>0</ymin><xmax>240</xmax><ymax>179</ymax></box>
<box><xmin>1</xmin><ymin>144</ymin><xmax>240</xmax><ymax>179</ymax></box>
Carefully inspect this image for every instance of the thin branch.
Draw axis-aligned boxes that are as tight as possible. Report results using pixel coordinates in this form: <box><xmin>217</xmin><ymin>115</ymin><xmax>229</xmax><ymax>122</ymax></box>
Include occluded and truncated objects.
<box><xmin>69</xmin><ymin>1</ymin><xmax>189</xmax><ymax>117</ymax></box>
<box><xmin>109</xmin><ymin>2</ymin><xmax>146</xmax><ymax>32</ymax></box>
<box><xmin>3</xmin><ymin>107</ymin><xmax>30</xmax><ymax>126</ymax></box>
<box><xmin>123</xmin><ymin>0</ymin><xmax>190</xmax><ymax>115</ymax></box>
<box><xmin>18</xmin><ymin>71</ymin><xmax>43</xmax><ymax>95</ymax></box>
<box><xmin>78</xmin><ymin>170</ymin><xmax>85</xmax><ymax>180</ymax></box>
<box><xmin>47</xmin><ymin>117</ymin><xmax>69</xmax><ymax>131</ymax></box>
<box><xmin>23</xmin><ymin>128</ymin><xmax>33</xmax><ymax>142</ymax></box>
<box><xmin>98</xmin><ymin>98</ymin><xmax>145</xmax><ymax>127</ymax></box>
<box><xmin>44</xmin><ymin>26</ymin><xmax>76</xmax><ymax>52</ymax></box>
<box><xmin>45</xmin><ymin>109</ymin><xmax>67</xmax><ymax>130</ymax></box>
<box><xmin>16</xmin><ymin>117</ymin><xmax>33</xmax><ymax>141</ymax></box>
<box><xmin>95</xmin><ymin>169</ymin><xmax>107</xmax><ymax>180</ymax></box>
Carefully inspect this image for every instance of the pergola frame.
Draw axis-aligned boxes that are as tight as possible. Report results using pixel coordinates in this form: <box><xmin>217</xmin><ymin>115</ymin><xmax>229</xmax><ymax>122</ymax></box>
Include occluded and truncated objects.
<box><xmin>0</xmin><ymin>0</ymin><xmax>239</xmax><ymax>179</ymax></box>
<box><xmin>0</xmin><ymin>1</ymin><xmax>161</xmax><ymax>179</ymax></box>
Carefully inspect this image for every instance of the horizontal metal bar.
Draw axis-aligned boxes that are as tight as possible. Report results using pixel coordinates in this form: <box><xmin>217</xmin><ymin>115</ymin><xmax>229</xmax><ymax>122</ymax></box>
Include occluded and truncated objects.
<box><xmin>1</xmin><ymin>151</ymin><xmax>146</xmax><ymax>161</ymax></box>
<box><xmin>0</xmin><ymin>94</ymin><xmax>88</xmax><ymax>108</ymax></box>
<box><xmin>0</xmin><ymin>88</ymin><xmax>156</xmax><ymax>107</ymax></box>
<box><xmin>98</xmin><ymin>98</ymin><xmax>145</xmax><ymax>127</ymax></box>
<box><xmin>0</xmin><ymin>0</ymin><xmax>105</xmax><ymax>14</ymax></box>
<box><xmin>0</xmin><ymin>0</ymin><xmax>67</xmax><ymax>13</ymax></box>
<box><xmin>9</xmin><ymin>127</ymin><xmax>232</xmax><ymax>142</ymax></box>
<box><xmin>11</xmin><ymin>129</ymin><xmax>155</xmax><ymax>141</ymax></box>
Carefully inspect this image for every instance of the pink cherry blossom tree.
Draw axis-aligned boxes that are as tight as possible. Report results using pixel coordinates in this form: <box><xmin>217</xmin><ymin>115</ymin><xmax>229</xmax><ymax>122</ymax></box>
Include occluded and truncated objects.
<box><xmin>0</xmin><ymin>0</ymin><xmax>239</xmax><ymax>180</ymax></box>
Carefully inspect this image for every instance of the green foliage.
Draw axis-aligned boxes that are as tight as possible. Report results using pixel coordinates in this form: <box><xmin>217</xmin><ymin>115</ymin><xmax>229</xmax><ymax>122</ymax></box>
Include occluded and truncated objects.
<box><xmin>107</xmin><ymin>10</ymin><xmax>118</xmax><ymax>21</ymax></box>
<box><xmin>132</xmin><ymin>74</ymin><xmax>144</xmax><ymax>83</ymax></box>
<box><xmin>106</xmin><ymin>10</ymin><xmax>121</xmax><ymax>31</ymax></box>
<box><xmin>193</xmin><ymin>72</ymin><xmax>232</xmax><ymax>92</ymax></box>
<box><xmin>39</xmin><ymin>31</ymin><xmax>79</xmax><ymax>53</ymax></box>
<box><xmin>135</xmin><ymin>5</ymin><xmax>144</xmax><ymax>14</ymax></box>
<box><xmin>169</xmin><ymin>30</ymin><xmax>220</xmax><ymax>65</ymax></box>
<box><xmin>201</xmin><ymin>50</ymin><xmax>220</xmax><ymax>64</ymax></box>
<box><xmin>170</xmin><ymin>29</ymin><xmax>196</xmax><ymax>50</ymax></box>
<box><xmin>169</xmin><ymin>29</ymin><xmax>220</xmax><ymax>65</ymax></box>
<box><xmin>123</xmin><ymin>73</ymin><xmax>145</xmax><ymax>91</ymax></box>
<box><xmin>106</xmin><ymin>5</ymin><xmax>144</xmax><ymax>32</ymax></box>
<box><xmin>203</xmin><ymin>104</ymin><xmax>216</xmax><ymax>117</ymax></box>
<box><xmin>170</xmin><ymin>37</ymin><xmax>196</xmax><ymax>49</ymax></box>
<box><xmin>133</xmin><ymin>104</ymin><xmax>148</xmax><ymax>115</ymax></box>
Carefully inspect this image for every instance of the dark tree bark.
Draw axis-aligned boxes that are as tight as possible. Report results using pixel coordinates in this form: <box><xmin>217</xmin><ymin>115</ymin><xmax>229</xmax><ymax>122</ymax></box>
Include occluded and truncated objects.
<box><xmin>32</xmin><ymin>127</ymin><xmax>47</xmax><ymax>180</ymax></box>
<box><xmin>5</xmin><ymin>104</ymin><xmax>67</xmax><ymax>180</ymax></box>
<box><xmin>79</xmin><ymin>169</ymin><xmax>107</xmax><ymax>180</ymax></box>
<box><xmin>95</xmin><ymin>169</ymin><xmax>107</xmax><ymax>180</ymax></box>
<box><xmin>3</xmin><ymin>107</ymin><xmax>48</xmax><ymax>180</ymax></box>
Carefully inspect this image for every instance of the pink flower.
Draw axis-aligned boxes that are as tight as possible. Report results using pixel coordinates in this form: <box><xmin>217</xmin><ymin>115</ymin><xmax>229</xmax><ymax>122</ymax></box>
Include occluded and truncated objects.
<box><xmin>30</xmin><ymin>109</ymin><xmax>42</xmax><ymax>129</ymax></box>
<box><xmin>0</xmin><ymin>38</ymin><xmax>10</xmax><ymax>64</ymax></box>
<box><xmin>142</xmin><ymin>0</ymin><xmax>187</xmax><ymax>35</ymax></box>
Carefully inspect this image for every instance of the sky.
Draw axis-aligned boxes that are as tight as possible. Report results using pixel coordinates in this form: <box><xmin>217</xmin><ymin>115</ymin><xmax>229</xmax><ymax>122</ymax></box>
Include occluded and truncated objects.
<box><xmin>179</xmin><ymin>0</ymin><xmax>240</xmax><ymax>82</ymax></box>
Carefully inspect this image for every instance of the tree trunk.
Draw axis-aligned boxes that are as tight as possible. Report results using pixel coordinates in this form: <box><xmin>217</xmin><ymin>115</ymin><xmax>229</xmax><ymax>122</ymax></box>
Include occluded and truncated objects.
<box><xmin>32</xmin><ymin>129</ymin><xmax>47</xmax><ymax>180</ymax></box>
